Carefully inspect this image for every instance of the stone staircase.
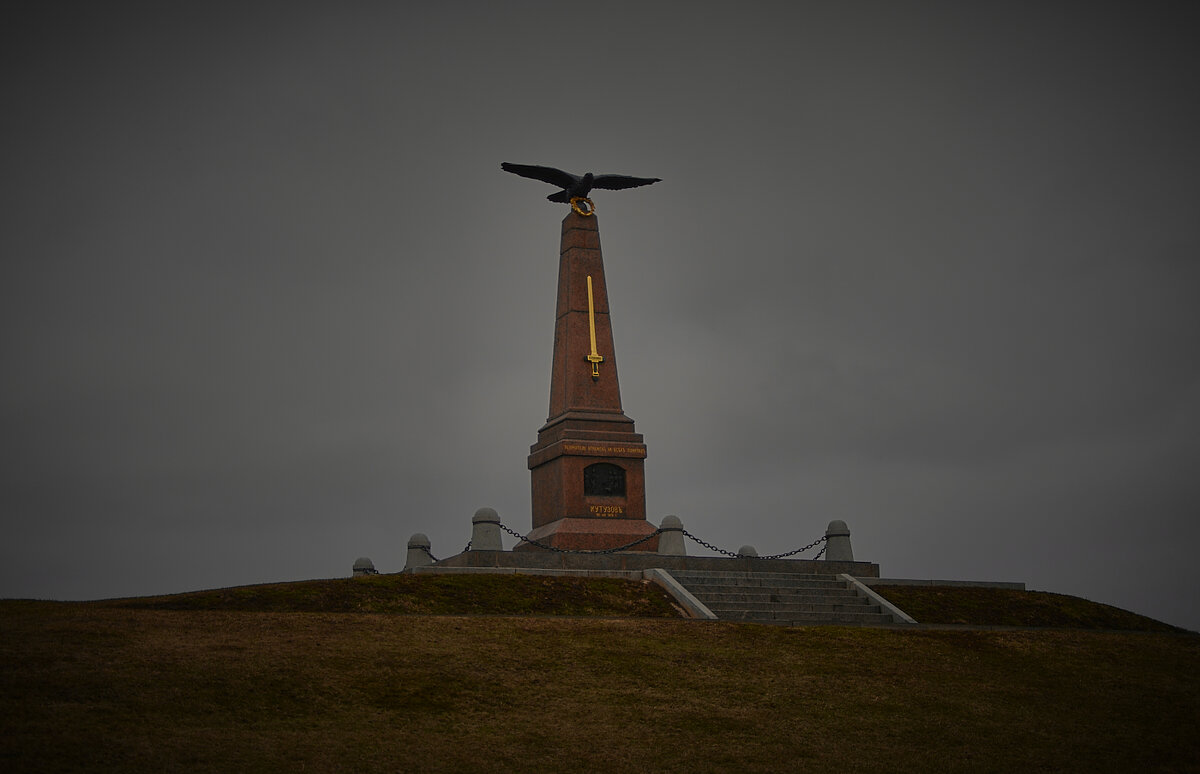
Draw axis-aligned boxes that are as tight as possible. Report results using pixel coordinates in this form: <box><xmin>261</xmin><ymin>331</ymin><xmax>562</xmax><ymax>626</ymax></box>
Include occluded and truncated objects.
<box><xmin>669</xmin><ymin>569</ymin><xmax>903</xmax><ymax>626</ymax></box>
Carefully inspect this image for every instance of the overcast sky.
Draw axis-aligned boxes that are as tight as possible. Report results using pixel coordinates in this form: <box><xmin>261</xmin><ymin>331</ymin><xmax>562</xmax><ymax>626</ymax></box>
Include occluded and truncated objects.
<box><xmin>3</xmin><ymin>1</ymin><xmax>1198</xmax><ymax>631</ymax></box>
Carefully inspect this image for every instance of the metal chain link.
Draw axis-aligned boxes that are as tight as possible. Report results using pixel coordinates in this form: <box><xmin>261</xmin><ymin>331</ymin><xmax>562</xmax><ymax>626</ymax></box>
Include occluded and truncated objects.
<box><xmin>680</xmin><ymin>528</ymin><xmax>827</xmax><ymax>560</ymax></box>
<box><xmin>443</xmin><ymin>522</ymin><xmax>829</xmax><ymax>561</ymax></box>
<box><xmin>496</xmin><ymin>521</ymin><xmax>665</xmax><ymax>554</ymax></box>
<box><xmin>757</xmin><ymin>535</ymin><xmax>828</xmax><ymax>560</ymax></box>
<box><xmin>678</xmin><ymin>528</ymin><xmax>743</xmax><ymax>558</ymax></box>
<box><xmin>419</xmin><ymin>545</ymin><xmax>439</xmax><ymax>562</ymax></box>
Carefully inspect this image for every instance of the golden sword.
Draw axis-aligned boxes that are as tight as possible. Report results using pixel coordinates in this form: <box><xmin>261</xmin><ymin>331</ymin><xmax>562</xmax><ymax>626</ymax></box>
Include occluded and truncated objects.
<box><xmin>585</xmin><ymin>275</ymin><xmax>604</xmax><ymax>381</ymax></box>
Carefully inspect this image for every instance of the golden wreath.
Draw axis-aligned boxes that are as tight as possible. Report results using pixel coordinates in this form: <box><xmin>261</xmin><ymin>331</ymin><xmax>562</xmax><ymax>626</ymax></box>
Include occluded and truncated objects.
<box><xmin>570</xmin><ymin>197</ymin><xmax>595</xmax><ymax>216</ymax></box>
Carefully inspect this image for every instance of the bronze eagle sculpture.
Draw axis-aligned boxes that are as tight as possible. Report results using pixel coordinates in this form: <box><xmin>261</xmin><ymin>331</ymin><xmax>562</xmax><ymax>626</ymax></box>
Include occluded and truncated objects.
<box><xmin>501</xmin><ymin>162</ymin><xmax>661</xmax><ymax>203</ymax></box>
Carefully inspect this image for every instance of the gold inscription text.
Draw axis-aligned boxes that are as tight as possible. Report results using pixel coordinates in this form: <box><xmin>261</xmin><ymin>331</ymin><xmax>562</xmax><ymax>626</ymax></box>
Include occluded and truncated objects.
<box><xmin>563</xmin><ymin>443</ymin><xmax>645</xmax><ymax>457</ymax></box>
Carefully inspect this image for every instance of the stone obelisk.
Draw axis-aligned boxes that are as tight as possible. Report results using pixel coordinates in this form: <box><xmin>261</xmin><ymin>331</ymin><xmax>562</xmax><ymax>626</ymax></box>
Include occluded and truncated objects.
<box><xmin>522</xmin><ymin>210</ymin><xmax>657</xmax><ymax>551</ymax></box>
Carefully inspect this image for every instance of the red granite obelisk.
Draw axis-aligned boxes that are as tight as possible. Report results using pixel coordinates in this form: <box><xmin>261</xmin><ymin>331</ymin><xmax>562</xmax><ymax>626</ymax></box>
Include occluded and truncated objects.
<box><xmin>521</xmin><ymin>210</ymin><xmax>657</xmax><ymax>551</ymax></box>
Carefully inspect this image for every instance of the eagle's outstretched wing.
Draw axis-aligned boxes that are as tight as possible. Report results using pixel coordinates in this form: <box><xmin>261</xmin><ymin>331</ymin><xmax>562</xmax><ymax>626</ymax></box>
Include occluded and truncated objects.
<box><xmin>591</xmin><ymin>175</ymin><xmax>662</xmax><ymax>191</ymax></box>
<box><xmin>500</xmin><ymin>163</ymin><xmax>579</xmax><ymax>189</ymax></box>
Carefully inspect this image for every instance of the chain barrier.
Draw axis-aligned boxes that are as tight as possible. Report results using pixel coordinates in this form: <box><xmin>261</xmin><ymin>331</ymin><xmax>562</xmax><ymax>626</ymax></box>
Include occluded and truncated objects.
<box><xmin>679</xmin><ymin>528</ymin><xmax>827</xmax><ymax>560</ymax></box>
<box><xmin>464</xmin><ymin>521</ymin><xmax>831</xmax><ymax>560</ymax></box>
<box><xmin>757</xmin><ymin>535</ymin><xmax>828</xmax><ymax>560</ymax></box>
<box><xmin>496</xmin><ymin>521</ymin><xmax>665</xmax><ymax>554</ymax></box>
<box><xmin>419</xmin><ymin>545</ymin><xmax>439</xmax><ymax>562</ymax></box>
<box><xmin>677</xmin><ymin>528</ymin><xmax>741</xmax><ymax>558</ymax></box>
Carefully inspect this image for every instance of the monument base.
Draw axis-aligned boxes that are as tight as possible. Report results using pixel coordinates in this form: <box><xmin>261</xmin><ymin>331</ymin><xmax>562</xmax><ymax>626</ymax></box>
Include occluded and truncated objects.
<box><xmin>434</xmin><ymin>549</ymin><xmax>881</xmax><ymax>577</ymax></box>
<box><xmin>514</xmin><ymin>517</ymin><xmax>660</xmax><ymax>552</ymax></box>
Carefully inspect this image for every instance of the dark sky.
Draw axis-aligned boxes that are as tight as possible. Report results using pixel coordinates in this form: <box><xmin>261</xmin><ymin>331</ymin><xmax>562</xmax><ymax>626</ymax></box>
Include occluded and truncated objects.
<box><xmin>3</xmin><ymin>2</ymin><xmax>1198</xmax><ymax>631</ymax></box>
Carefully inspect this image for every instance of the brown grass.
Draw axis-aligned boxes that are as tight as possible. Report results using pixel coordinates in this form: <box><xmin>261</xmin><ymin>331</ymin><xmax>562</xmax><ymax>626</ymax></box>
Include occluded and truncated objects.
<box><xmin>2</xmin><ymin>597</ymin><xmax>1198</xmax><ymax>773</ymax></box>
<box><xmin>872</xmin><ymin>585</ymin><xmax>1187</xmax><ymax>631</ymax></box>
<box><xmin>101</xmin><ymin>572</ymin><xmax>683</xmax><ymax>618</ymax></box>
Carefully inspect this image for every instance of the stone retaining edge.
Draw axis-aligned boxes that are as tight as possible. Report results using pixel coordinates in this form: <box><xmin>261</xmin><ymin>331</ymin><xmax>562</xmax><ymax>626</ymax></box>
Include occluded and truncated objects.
<box><xmin>840</xmin><ymin>574</ymin><xmax>918</xmax><ymax>624</ymax></box>
<box><xmin>412</xmin><ymin>566</ymin><xmax>644</xmax><ymax>579</ymax></box>
<box><xmin>643</xmin><ymin>568</ymin><xmax>719</xmax><ymax>620</ymax></box>
<box><xmin>859</xmin><ymin>577</ymin><xmax>1026</xmax><ymax>590</ymax></box>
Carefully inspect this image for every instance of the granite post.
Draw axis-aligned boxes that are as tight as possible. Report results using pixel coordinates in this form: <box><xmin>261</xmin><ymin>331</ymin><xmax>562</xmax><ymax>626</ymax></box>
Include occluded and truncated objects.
<box><xmin>657</xmin><ymin>515</ymin><xmax>686</xmax><ymax>556</ymax></box>
<box><xmin>403</xmin><ymin>533</ymin><xmax>434</xmax><ymax>571</ymax></box>
<box><xmin>823</xmin><ymin>520</ymin><xmax>854</xmax><ymax>561</ymax></box>
<box><xmin>470</xmin><ymin>507</ymin><xmax>504</xmax><ymax>551</ymax></box>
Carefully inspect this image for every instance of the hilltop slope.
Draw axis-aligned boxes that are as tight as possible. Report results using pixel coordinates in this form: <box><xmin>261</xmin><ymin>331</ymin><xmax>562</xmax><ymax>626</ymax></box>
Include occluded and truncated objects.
<box><xmin>1</xmin><ymin>597</ymin><xmax>1196</xmax><ymax>773</ymax></box>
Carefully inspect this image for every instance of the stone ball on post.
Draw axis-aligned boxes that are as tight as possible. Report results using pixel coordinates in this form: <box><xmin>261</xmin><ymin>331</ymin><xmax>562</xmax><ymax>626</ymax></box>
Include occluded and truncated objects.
<box><xmin>403</xmin><ymin>533</ymin><xmax>434</xmax><ymax>572</ymax></box>
<box><xmin>823</xmin><ymin>520</ymin><xmax>854</xmax><ymax>561</ymax></box>
<box><xmin>352</xmin><ymin>557</ymin><xmax>378</xmax><ymax>576</ymax></box>
<box><xmin>470</xmin><ymin>507</ymin><xmax>504</xmax><ymax>552</ymax></box>
<box><xmin>736</xmin><ymin>545</ymin><xmax>758</xmax><ymax>558</ymax></box>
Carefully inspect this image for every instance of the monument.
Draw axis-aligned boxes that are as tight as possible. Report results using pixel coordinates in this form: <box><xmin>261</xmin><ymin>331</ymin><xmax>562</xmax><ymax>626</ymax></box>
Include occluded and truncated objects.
<box><xmin>406</xmin><ymin>164</ymin><xmax>892</xmax><ymax>627</ymax></box>
<box><xmin>502</xmin><ymin>163</ymin><xmax>662</xmax><ymax>551</ymax></box>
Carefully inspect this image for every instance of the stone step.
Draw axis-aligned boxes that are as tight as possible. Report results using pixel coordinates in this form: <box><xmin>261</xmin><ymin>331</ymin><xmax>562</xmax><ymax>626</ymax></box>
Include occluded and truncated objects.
<box><xmin>682</xmin><ymin>586</ymin><xmax>858</xmax><ymax>600</ymax></box>
<box><xmin>777</xmin><ymin>618</ymin><xmax>899</xmax><ymax>627</ymax></box>
<box><xmin>667</xmin><ymin>569</ymin><xmax>902</xmax><ymax>626</ymax></box>
<box><xmin>703</xmin><ymin>600</ymin><xmax>880</xmax><ymax>615</ymax></box>
<box><xmin>669</xmin><ymin>570</ymin><xmax>842</xmax><ymax>582</ymax></box>
<box><xmin>676</xmin><ymin>581</ymin><xmax>851</xmax><ymax>594</ymax></box>
<box><xmin>687</xmin><ymin>589</ymin><xmax>861</xmax><ymax>604</ymax></box>
<box><xmin>701</xmin><ymin>594</ymin><xmax>876</xmax><ymax>608</ymax></box>
<box><xmin>718</xmin><ymin>609</ymin><xmax>895</xmax><ymax>625</ymax></box>
<box><xmin>670</xmin><ymin>575</ymin><xmax>850</xmax><ymax>591</ymax></box>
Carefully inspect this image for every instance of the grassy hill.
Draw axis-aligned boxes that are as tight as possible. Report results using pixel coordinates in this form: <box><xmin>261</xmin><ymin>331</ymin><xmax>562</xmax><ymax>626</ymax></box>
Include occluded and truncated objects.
<box><xmin>101</xmin><ymin>573</ymin><xmax>683</xmax><ymax>618</ymax></box>
<box><xmin>872</xmin><ymin>584</ymin><xmax>1186</xmax><ymax>631</ymax></box>
<box><xmin>2</xmin><ymin>575</ymin><xmax>1197</xmax><ymax>773</ymax></box>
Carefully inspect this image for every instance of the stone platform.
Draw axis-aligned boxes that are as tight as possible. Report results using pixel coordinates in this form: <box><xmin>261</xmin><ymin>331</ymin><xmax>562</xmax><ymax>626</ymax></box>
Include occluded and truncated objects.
<box><xmin>432</xmin><ymin>549</ymin><xmax>879</xmax><ymax>578</ymax></box>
